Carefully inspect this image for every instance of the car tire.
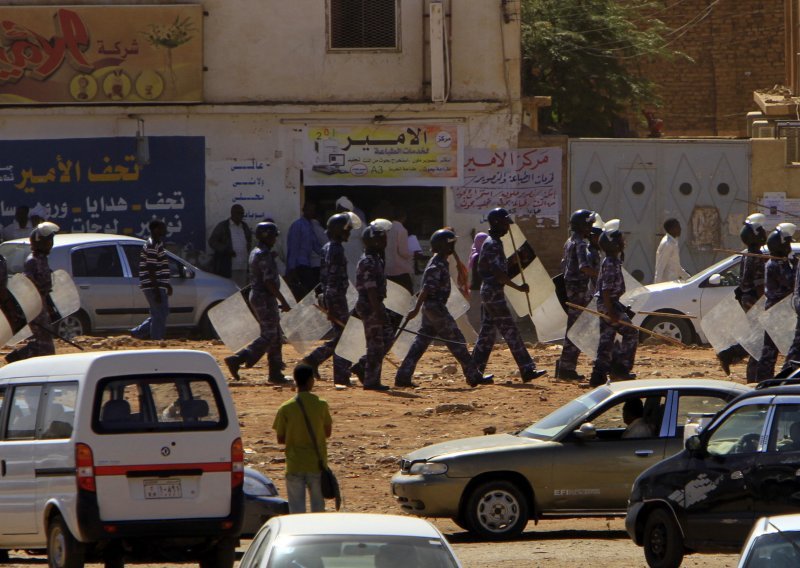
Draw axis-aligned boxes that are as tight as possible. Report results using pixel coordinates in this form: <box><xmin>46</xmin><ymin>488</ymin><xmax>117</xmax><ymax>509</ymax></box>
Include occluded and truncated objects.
<box><xmin>47</xmin><ymin>514</ymin><xmax>85</xmax><ymax>568</ymax></box>
<box><xmin>0</xmin><ymin>549</ymin><xmax>9</xmax><ymax>563</ymax></box>
<box><xmin>465</xmin><ymin>480</ymin><xmax>529</xmax><ymax>540</ymax></box>
<box><xmin>57</xmin><ymin>312</ymin><xmax>88</xmax><ymax>340</ymax></box>
<box><xmin>199</xmin><ymin>537</ymin><xmax>236</xmax><ymax>568</ymax></box>
<box><xmin>196</xmin><ymin>306</ymin><xmax>219</xmax><ymax>340</ymax></box>
<box><xmin>103</xmin><ymin>546</ymin><xmax>124</xmax><ymax>568</ymax></box>
<box><xmin>643</xmin><ymin>315</ymin><xmax>693</xmax><ymax>345</ymax></box>
<box><xmin>451</xmin><ymin>516</ymin><xmax>470</xmax><ymax>532</ymax></box>
<box><xmin>643</xmin><ymin>508</ymin><xmax>684</xmax><ymax>568</ymax></box>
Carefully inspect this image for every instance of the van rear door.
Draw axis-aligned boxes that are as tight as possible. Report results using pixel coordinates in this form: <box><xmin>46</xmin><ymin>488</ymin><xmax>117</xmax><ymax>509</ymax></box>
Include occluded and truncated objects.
<box><xmin>89</xmin><ymin>374</ymin><xmax>234</xmax><ymax>521</ymax></box>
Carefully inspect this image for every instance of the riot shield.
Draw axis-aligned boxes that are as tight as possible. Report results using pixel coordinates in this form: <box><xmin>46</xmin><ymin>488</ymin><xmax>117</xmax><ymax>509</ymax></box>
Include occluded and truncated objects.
<box><xmin>279</xmin><ymin>276</ymin><xmax>298</xmax><ymax>309</ymax></box>
<box><xmin>334</xmin><ymin>316</ymin><xmax>367</xmax><ymax>363</ymax></box>
<box><xmin>208</xmin><ymin>292</ymin><xmax>260</xmax><ymax>354</ymax></box>
<box><xmin>506</xmin><ymin>258</ymin><xmax>556</xmax><ymax>318</ymax></box>
<box><xmin>701</xmin><ymin>293</ymin><xmax>749</xmax><ymax>354</ymax></box>
<box><xmin>532</xmin><ymin>292</ymin><xmax>568</xmax><ymax>343</ymax></box>
<box><xmin>385</xmin><ymin>280</ymin><xmax>414</xmax><ymax>315</ymax></box>
<box><xmin>50</xmin><ymin>269</ymin><xmax>81</xmax><ymax>320</ymax></box>
<box><xmin>3</xmin><ymin>275</ymin><xmax>43</xmax><ymax>346</ymax></box>
<box><xmin>346</xmin><ymin>283</ymin><xmax>357</xmax><ymax>311</ymax></box>
<box><xmin>456</xmin><ymin>314</ymin><xmax>478</xmax><ymax>343</ymax></box>
<box><xmin>621</xmin><ymin>268</ymin><xmax>648</xmax><ymax>310</ymax></box>
<box><xmin>759</xmin><ymin>295</ymin><xmax>796</xmax><ymax>355</ymax></box>
<box><xmin>736</xmin><ymin>296</ymin><xmax>765</xmax><ymax>360</ymax></box>
<box><xmin>280</xmin><ymin>290</ymin><xmax>332</xmax><ymax>355</ymax></box>
<box><xmin>565</xmin><ymin>298</ymin><xmax>600</xmax><ymax>361</ymax></box>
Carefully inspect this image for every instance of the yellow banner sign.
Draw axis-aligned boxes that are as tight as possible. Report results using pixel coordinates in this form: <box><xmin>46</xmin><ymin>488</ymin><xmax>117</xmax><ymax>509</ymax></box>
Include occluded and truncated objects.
<box><xmin>0</xmin><ymin>5</ymin><xmax>203</xmax><ymax>104</ymax></box>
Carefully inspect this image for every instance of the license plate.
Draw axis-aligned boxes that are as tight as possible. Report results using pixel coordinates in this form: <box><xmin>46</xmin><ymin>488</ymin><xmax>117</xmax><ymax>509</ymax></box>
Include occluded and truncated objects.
<box><xmin>143</xmin><ymin>479</ymin><xmax>182</xmax><ymax>499</ymax></box>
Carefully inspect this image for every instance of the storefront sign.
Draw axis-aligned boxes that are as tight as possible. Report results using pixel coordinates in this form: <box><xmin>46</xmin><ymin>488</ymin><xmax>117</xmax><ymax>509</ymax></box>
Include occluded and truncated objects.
<box><xmin>0</xmin><ymin>6</ymin><xmax>203</xmax><ymax>104</ymax></box>
<box><xmin>0</xmin><ymin>137</ymin><xmax>206</xmax><ymax>249</ymax></box>
<box><xmin>453</xmin><ymin>148</ymin><xmax>562</xmax><ymax>225</ymax></box>
<box><xmin>304</xmin><ymin>125</ymin><xmax>463</xmax><ymax>186</ymax></box>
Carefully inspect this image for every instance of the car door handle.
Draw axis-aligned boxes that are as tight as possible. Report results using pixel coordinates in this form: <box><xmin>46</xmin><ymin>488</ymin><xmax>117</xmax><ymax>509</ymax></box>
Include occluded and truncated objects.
<box><xmin>731</xmin><ymin>471</ymin><xmax>744</xmax><ymax>480</ymax></box>
<box><xmin>634</xmin><ymin>449</ymin><xmax>654</xmax><ymax>457</ymax></box>
<box><xmin>79</xmin><ymin>284</ymin><xmax>90</xmax><ymax>290</ymax></box>
<box><xmin>1</xmin><ymin>459</ymin><xmax>5</xmax><ymax>476</ymax></box>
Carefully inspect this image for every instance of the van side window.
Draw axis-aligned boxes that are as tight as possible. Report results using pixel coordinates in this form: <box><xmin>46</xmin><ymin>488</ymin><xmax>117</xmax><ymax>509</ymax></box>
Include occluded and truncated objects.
<box><xmin>40</xmin><ymin>383</ymin><xmax>78</xmax><ymax>440</ymax></box>
<box><xmin>7</xmin><ymin>385</ymin><xmax>42</xmax><ymax>439</ymax></box>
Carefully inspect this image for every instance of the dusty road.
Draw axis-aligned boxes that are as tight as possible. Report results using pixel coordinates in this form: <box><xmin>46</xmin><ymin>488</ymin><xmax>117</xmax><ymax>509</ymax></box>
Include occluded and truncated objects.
<box><xmin>4</xmin><ymin>334</ymin><xmax>750</xmax><ymax>567</ymax></box>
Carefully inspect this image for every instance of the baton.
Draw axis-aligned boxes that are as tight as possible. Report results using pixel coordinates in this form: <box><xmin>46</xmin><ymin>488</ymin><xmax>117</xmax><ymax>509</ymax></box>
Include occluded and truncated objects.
<box><xmin>713</xmin><ymin>248</ymin><xmax>782</xmax><ymax>260</ymax></box>
<box><xmin>566</xmin><ymin>302</ymin><xmax>685</xmax><ymax>348</ymax></box>
<box><xmin>508</xmin><ymin>229</ymin><xmax>534</xmax><ymax>318</ymax></box>
<box><xmin>735</xmin><ymin>197</ymin><xmax>800</xmax><ymax>220</ymax></box>
<box><xmin>29</xmin><ymin>321</ymin><xmax>85</xmax><ymax>351</ymax></box>
<box><xmin>312</xmin><ymin>304</ymin><xmax>400</xmax><ymax>368</ymax></box>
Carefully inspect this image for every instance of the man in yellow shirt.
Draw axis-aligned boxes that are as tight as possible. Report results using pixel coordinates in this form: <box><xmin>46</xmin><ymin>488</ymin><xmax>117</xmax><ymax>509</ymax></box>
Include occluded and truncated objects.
<box><xmin>273</xmin><ymin>364</ymin><xmax>333</xmax><ymax>513</ymax></box>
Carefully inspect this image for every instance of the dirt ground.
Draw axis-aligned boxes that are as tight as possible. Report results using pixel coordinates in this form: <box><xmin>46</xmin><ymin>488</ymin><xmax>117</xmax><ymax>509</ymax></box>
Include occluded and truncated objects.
<box><xmin>4</xmin><ymin>334</ymin><xmax>748</xmax><ymax>567</ymax></box>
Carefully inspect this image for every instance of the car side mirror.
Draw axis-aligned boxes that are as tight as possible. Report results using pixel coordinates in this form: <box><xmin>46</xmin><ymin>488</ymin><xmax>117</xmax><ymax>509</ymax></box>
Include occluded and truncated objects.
<box><xmin>707</xmin><ymin>273</ymin><xmax>721</xmax><ymax>286</ymax></box>
<box><xmin>685</xmin><ymin>435</ymin><xmax>704</xmax><ymax>453</ymax></box>
<box><xmin>182</xmin><ymin>267</ymin><xmax>195</xmax><ymax>279</ymax></box>
<box><xmin>573</xmin><ymin>422</ymin><xmax>597</xmax><ymax>441</ymax></box>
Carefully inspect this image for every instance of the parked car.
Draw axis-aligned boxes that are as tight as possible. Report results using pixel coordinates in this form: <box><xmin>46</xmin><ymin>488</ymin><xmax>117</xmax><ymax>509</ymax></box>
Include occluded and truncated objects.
<box><xmin>0</xmin><ymin>349</ymin><xmax>244</xmax><ymax>568</ymax></box>
<box><xmin>0</xmin><ymin>233</ymin><xmax>238</xmax><ymax>338</ymax></box>
<box><xmin>391</xmin><ymin>379</ymin><xmax>749</xmax><ymax>540</ymax></box>
<box><xmin>626</xmin><ymin>378</ymin><xmax>800</xmax><ymax>568</ymax></box>
<box><xmin>241</xmin><ymin>467</ymin><xmax>288</xmax><ymax>538</ymax></box>
<box><xmin>628</xmin><ymin>243</ymin><xmax>800</xmax><ymax>344</ymax></box>
<box><xmin>238</xmin><ymin>513</ymin><xmax>462</xmax><ymax>568</ymax></box>
<box><xmin>737</xmin><ymin>514</ymin><xmax>800</xmax><ymax>567</ymax></box>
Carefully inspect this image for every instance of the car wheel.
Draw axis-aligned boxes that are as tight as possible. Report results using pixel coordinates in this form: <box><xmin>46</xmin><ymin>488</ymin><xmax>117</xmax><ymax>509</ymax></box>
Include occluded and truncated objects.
<box><xmin>47</xmin><ymin>514</ymin><xmax>85</xmax><ymax>568</ymax></box>
<box><xmin>198</xmin><ymin>536</ymin><xmax>236</xmax><ymax>568</ymax></box>
<box><xmin>196</xmin><ymin>306</ymin><xmax>219</xmax><ymax>340</ymax></box>
<box><xmin>103</xmin><ymin>548</ymin><xmax>124</xmax><ymax>568</ymax></box>
<box><xmin>643</xmin><ymin>508</ymin><xmax>684</xmax><ymax>568</ymax></box>
<box><xmin>643</xmin><ymin>315</ymin><xmax>692</xmax><ymax>345</ymax></box>
<box><xmin>57</xmin><ymin>312</ymin><xmax>87</xmax><ymax>340</ymax></box>
<box><xmin>465</xmin><ymin>480</ymin><xmax>528</xmax><ymax>540</ymax></box>
<box><xmin>451</xmin><ymin>516</ymin><xmax>470</xmax><ymax>532</ymax></box>
<box><xmin>0</xmin><ymin>550</ymin><xmax>9</xmax><ymax>563</ymax></box>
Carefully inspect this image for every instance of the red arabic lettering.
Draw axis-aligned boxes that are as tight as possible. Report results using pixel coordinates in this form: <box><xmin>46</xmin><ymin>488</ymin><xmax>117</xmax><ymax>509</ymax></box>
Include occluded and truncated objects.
<box><xmin>0</xmin><ymin>9</ymin><xmax>92</xmax><ymax>84</ymax></box>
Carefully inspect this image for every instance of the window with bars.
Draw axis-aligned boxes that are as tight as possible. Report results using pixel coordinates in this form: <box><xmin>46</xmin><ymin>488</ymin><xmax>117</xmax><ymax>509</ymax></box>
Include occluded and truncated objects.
<box><xmin>328</xmin><ymin>0</ymin><xmax>399</xmax><ymax>50</ymax></box>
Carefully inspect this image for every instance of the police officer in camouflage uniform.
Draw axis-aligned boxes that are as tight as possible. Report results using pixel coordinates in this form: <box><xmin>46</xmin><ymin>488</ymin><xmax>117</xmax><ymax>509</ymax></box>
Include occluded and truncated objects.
<box><xmin>589</xmin><ymin>221</ymin><xmax>638</xmax><ymax>386</ymax></box>
<box><xmin>354</xmin><ymin>222</ymin><xmax>394</xmax><ymax>391</ymax></box>
<box><xmin>587</xmin><ymin>221</ymin><xmax>603</xmax><ymax>295</ymax></box>
<box><xmin>6</xmin><ymin>222</ymin><xmax>60</xmax><ymax>363</ymax></box>
<box><xmin>472</xmin><ymin>208</ymin><xmax>546</xmax><ymax>382</ymax></box>
<box><xmin>394</xmin><ymin>229</ymin><xmax>494</xmax><ymax>388</ymax></box>
<box><xmin>556</xmin><ymin>209</ymin><xmax>598</xmax><ymax>381</ymax></box>
<box><xmin>225</xmin><ymin>222</ymin><xmax>292</xmax><ymax>384</ymax></box>
<box><xmin>302</xmin><ymin>213</ymin><xmax>357</xmax><ymax>386</ymax></box>
<box><xmin>759</xmin><ymin>223</ymin><xmax>796</xmax><ymax>380</ymax></box>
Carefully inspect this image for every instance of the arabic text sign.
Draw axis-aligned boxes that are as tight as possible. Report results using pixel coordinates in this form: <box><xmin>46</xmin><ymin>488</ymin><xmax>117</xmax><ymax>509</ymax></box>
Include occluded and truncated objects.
<box><xmin>0</xmin><ymin>5</ymin><xmax>203</xmax><ymax>104</ymax></box>
<box><xmin>453</xmin><ymin>148</ymin><xmax>562</xmax><ymax>225</ymax></box>
<box><xmin>304</xmin><ymin>125</ymin><xmax>463</xmax><ymax>186</ymax></box>
<box><xmin>0</xmin><ymin>137</ymin><xmax>206</xmax><ymax>249</ymax></box>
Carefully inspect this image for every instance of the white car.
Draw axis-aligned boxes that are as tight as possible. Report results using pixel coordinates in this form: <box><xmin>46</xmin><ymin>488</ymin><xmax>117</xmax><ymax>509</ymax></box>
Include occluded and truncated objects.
<box><xmin>629</xmin><ymin>244</ymin><xmax>800</xmax><ymax>344</ymax></box>
<box><xmin>738</xmin><ymin>514</ymin><xmax>800</xmax><ymax>567</ymax></box>
<box><xmin>239</xmin><ymin>513</ymin><xmax>462</xmax><ymax>568</ymax></box>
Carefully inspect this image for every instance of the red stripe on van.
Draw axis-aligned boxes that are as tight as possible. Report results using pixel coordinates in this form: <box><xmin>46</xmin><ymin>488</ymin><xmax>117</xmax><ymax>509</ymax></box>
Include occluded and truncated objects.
<box><xmin>94</xmin><ymin>462</ymin><xmax>232</xmax><ymax>476</ymax></box>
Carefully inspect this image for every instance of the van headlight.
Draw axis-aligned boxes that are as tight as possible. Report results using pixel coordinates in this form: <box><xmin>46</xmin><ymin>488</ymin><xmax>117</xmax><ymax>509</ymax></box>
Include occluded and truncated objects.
<box><xmin>408</xmin><ymin>462</ymin><xmax>448</xmax><ymax>475</ymax></box>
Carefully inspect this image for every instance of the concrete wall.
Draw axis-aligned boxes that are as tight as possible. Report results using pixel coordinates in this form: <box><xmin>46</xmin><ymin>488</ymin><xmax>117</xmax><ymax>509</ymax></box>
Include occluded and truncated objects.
<box><xmin>751</xmin><ymin>137</ymin><xmax>800</xmax><ymax>198</ymax></box>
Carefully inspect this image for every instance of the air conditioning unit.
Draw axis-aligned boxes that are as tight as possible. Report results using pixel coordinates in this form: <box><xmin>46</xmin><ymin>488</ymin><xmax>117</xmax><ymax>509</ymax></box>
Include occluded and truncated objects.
<box><xmin>751</xmin><ymin>120</ymin><xmax>775</xmax><ymax>139</ymax></box>
<box><xmin>745</xmin><ymin>111</ymin><xmax>763</xmax><ymax>137</ymax></box>
<box><xmin>430</xmin><ymin>1</ymin><xmax>447</xmax><ymax>103</ymax></box>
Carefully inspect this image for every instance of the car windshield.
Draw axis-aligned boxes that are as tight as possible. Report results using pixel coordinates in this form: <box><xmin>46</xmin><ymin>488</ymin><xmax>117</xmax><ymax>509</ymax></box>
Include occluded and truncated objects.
<box><xmin>0</xmin><ymin>243</ymin><xmax>31</xmax><ymax>274</ymax></box>
<box><xmin>266</xmin><ymin>534</ymin><xmax>459</xmax><ymax>568</ymax></box>
<box><xmin>684</xmin><ymin>254</ymin><xmax>739</xmax><ymax>284</ymax></box>
<box><xmin>518</xmin><ymin>387</ymin><xmax>611</xmax><ymax>440</ymax></box>
<box><xmin>741</xmin><ymin>531</ymin><xmax>800</xmax><ymax>567</ymax></box>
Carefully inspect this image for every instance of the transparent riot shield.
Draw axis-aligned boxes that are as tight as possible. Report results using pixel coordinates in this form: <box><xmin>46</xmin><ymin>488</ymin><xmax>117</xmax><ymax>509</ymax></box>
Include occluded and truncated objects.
<box><xmin>532</xmin><ymin>292</ymin><xmax>568</xmax><ymax>343</ymax></box>
<box><xmin>566</xmin><ymin>298</ymin><xmax>600</xmax><ymax>361</ymax></box>
<box><xmin>279</xmin><ymin>276</ymin><xmax>298</xmax><ymax>309</ymax></box>
<box><xmin>621</xmin><ymin>268</ymin><xmax>650</xmax><ymax>312</ymax></box>
<box><xmin>506</xmin><ymin>258</ymin><xmax>555</xmax><ymax>318</ymax></box>
<box><xmin>456</xmin><ymin>314</ymin><xmax>478</xmax><ymax>343</ymax></box>
<box><xmin>737</xmin><ymin>296</ymin><xmax>765</xmax><ymax>360</ymax></box>
<box><xmin>335</xmin><ymin>316</ymin><xmax>367</xmax><ymax>363</ymax></box>
<box><xmin>280</xmin><ymin>290</ymin><xmax>332</xmax><ymax>355</ymax></box>
<box><xmin>3</xmin><ymin>274</ymin><xmax>43</xmax><ymax>346</ymax></box>
<box><xmin>50</xmin><ymin>269</ymin><xmax>81</xmax><ymax>320</ymax></box>
<box><xmin>346</xmin><ymin>283</ymin><xmax>357</xmax><ymax>311</ymax></box>
<box><xmin>701</xmin><ymin>293</ymin><xmax>749</xmax><ymax>354</ymax></box>
<box><xmin>385</xmin><ymin>280</ymin><xmax>414</xmax><ymax>315</ymax></box>
<box><xmin>759</xmin><ymin>295</ymin><xmax>797</xmax><ymax>355</ymax></box>
<box><xmin>208</xmin><ymin>292</ymin><xmax>260</xmax><ymax>354</ymax></box>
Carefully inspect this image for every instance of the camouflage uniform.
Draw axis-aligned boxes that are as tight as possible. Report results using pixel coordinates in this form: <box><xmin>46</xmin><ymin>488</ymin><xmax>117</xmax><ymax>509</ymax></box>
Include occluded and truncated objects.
<box><xmin>781</xmin><ymin>259</ymin><xmax>800</xmax><ymax>375</ymax></box>
<box><xmin>395</xmin><ymin>256</ymin><xmax>484</xmax><ymax>386</ymax></box>
<box><xmin>471</xmin><ymin>236</ymin><xmax>537</xmax><ymax>375</ymax></box>
<box><xmin>236</xmin><ymin>244</ymin><xmax>284</xmax><ymax>378</ymax></box>
<box><xmin>8</xmin><ymin>252</ymin><xmax>55</xmax><ymax>361</ymax></box>
<box><xmin>593</xmin><ymin>256</ymin><xmax>637</xmax><ymax>375</ymax></box>
<box><xmin>739</xmin><ymin>254</ymin><xmax>766</xmax><ymax>380</ymax></box>
<box><xmin>758</xmin><ymin>258</ymin><xmax>794</xmax><ymax>381</ymax></box>
<box><xmin>559</xmin><ymin>232</ymin><xmax>593</xmax><ymax>372</ymax></box>
<box><xmin>586</xmin><ymin>242</ymin><xmax>602</xmax><ymax>295</ymax></box>
<box><xmin>304</xmin><ymin>241</ymin><xmax>352</xmax><ymax>385</ymax></box>
<box><xmin>355</xmin><ymin>252</ymin><xmax>394</xmax><ymax>387</ymax></box>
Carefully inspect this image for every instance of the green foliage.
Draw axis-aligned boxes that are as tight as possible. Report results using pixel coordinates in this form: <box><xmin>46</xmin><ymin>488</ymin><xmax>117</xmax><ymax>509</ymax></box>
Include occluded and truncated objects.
<box><xmin>142</xmin><ymin>16</ymin><xmax>196</xmax><ymax>49</ymax></box>
<box><xmin>521</xmin><ymin>0</ymin><xmax>686</xmax><ymax>136</ymax></box>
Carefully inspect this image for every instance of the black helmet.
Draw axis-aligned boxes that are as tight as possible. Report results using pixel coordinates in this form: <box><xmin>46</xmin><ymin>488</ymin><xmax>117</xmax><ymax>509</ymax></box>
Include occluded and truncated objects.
<box><xmin>569</xmin><ymin>209</ymin><xmax>596</xmax><ymax>233</ymax></box>
<box><xmin>766</xmin><ymin>223</ymin><xmax>796</xmax><ymax>257</ymax></box>
<box><xmin>362</xmin><ymin>221</ymin><xmax>388</xmax><ymax>250</ymax></box>
<box><xmin>598</xmin><ymin>219</ymin><xmax>624</xmax><ymax>254</ymax></box>
<box><xmin>326</xmin><ymin>213</ymin><xmax>353</xmax><ymax>239</ymax></box>
<box><xmin>740</xmin><ymin>213</ymin><xmax>767</xmax><ymax>247</ymax></box>
<box><xmin>255</xmin><ymin>221</ymin><xmax>279</xmax><ymax>238</ymax></box>
<box><xmin>487</xmin><ymin>208</ymin><xmax>513</xmax><ymax>229</ymax></box>
<box><xmin>430</xmin><ymin>229</ymin><xmax>457</xmax><ymax>254</ymax></box>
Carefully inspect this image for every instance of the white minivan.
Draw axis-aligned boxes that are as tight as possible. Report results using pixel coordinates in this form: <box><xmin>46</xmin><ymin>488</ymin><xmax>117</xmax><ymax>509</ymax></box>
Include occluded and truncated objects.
<box><xmin>0</xmin><ymin>350</ymin><xmax>245</xmax><ymax>568</ymax></box>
